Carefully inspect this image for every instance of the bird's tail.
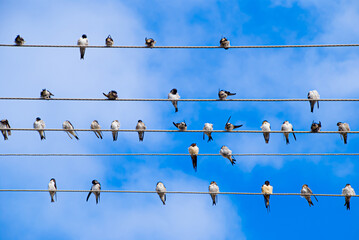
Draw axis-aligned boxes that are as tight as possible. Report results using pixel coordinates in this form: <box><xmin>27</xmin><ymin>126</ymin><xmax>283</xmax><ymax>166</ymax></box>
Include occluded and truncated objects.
<box><xmin>138</xmin><ymin>132</ymin><xmax>144</xmax><ymax>141</ymax></box>
<box><xmin>233</xmin><ymin>124</ymin><xmax>243</xmax><ymax>129</ymax></box>
<box><xmin>86</xmin><ymin>192</ymin><xmax>91</xmax><ymax>202</ymax></box>
<box><xmin>292</xmin><ymin>132</ymin><xmax>297</xmax><ymax>141</ymax></box>
<box><xmin>191</xmin><ymin>155</ymin><xmax>198</xmax><ymax>172</ymax></box>
<box><xmin>231</xmin><ymin>157</ymin><xmax>236</xmax><ymax>165</ymax></box>
<box><xmin>208</xmin><ymin>135</ymin><xmax>213</xmax><ymax>142</ymax></box>
<box><xmin>313</xmin><ymin>195</ymin><xmax>318</xmax><ymax>202</ymax></box>
<box><xmin>317</xmin><ymin>101</ymin><xmax>319</xmax><ymax>109</ymax></box>
<box><xmin>175</xmin><ymin>107</ymin><xmax>178</xmax><ymax>112</ymax></box>
<box><xmin>112</xmin><ymin>131</ymin><xmax>118</xmax><ymax>141</ymax></box>
<box><xmin>103</xmin><ymin>93</ymin><xmax>108</xmax><ymax>98</ymax></box>
<box><xmin>228</xmin><ymin>92</ymin><xmax>236</xmax><ymax>96</ymax></box>
<box><xmin>74</xmin><ymin>135</ymin><xmax>79</xmax><ymax>140</ymax></box>
<box><xmin>344</xmin><ymin>134</ymin><xmax>348</xmax><ymax>144</ymax></box>
<box><xmin>310</xmin><ymin>101</ymin><xmax>314</xmax><ymax>113</ymax></box>
<box><xmin>285</xmin><ymin>135</ymin><xmax>289</xmax><ymax>144</ymax></box>
<box><xmin>264</xmin><ymin>133</ymin><xmax>269</xmax><ymax>143</ymax></box>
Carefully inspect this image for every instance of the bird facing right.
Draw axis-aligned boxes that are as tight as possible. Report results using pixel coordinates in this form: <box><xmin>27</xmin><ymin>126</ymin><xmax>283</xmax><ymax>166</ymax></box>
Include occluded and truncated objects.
<box><xmin>103</xmin><ymin>90</ymin><xmax>118</xmax><ymax>100</ymax></box>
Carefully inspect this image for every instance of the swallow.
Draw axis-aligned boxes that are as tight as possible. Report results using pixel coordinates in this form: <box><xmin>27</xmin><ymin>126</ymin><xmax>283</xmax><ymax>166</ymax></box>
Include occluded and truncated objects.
<box><xmin>48</xmin><ymin>178</ymin><xmax>57</xmax><ymax>202</ymax></box>
<box><xmin>136</xmin><ymin>120</ymin><xmax>146</xmax><ymax>141</ymax></box>
<box><xmin>168</xmin><ymin>88</ymin><xmax>180</xmax><ymax>112</ymax></box>
<box><xmin>218</xmin><ymin>90</ymin><xmax>236</xmax><ymax>100</ymax></box>
<box><xmin>62</xmin><ymin>120</ymin><xmax>79</xmax><ymax>140</ymax></box>
<box><xmin>111</xmin><ymin>120</ymin><xmax>120</xmax><ymax>141</ymax></box>
<box><xmin>86</xmin><ymin>180</ymin><xmax>101</xmax><ymax>204</ymax></box>
<box><xmin>33</xmin><ymin>117</ymin><xmax>46</xmax><ymax>140</ymax></box>
<box><xmin>220</xmin><ymin>145</ymin><xmax>236</xmax><ymax>165</ymax></box>
<box><xmin>0</xmin><ymin>119</ymin><xmax>11</xmax><ymax>140</ymax></box>
<box><xmin>105</xmin><ymin>35</ymin><xmax>114</xmax><ymax>47</ymax></box>
<box><xmin>209</xmin><ymin>181</ymin><xmax>219</xmax><ymax>206</ymax></box>
<box><xmin>225</xmin><ymin>116</ymin><xmax>243</xmax><ymax>131</ymax></box>
<box><xmin>188</xmin><ymin>143</ymin><xmax>199</xmax><ymax>172</ymax></box>
<box><xmin>156</xmin><ymin>181</ymin><xmax>166</xmax><ymax>205</ymax></box>
<box><xmin>173</xmin><ymin>121</ymin><xmax>187</xmax><ymax>131</ymax></box>
<box><xmin>300</xmin><ymin>184</ymin><xmax>318</xmax><ymax>207</ymax></box>
<box><xmin>281</xmin><ymin>121</ymin><xmax>296</xmax><ymax>144</ymax></box>
<box><xmin>103</xmin><ymin>90</ymin><xmax>118</xmax><ymax>100</ymax></box>
<box><xmin>145</xmin><ymin>38</ymin><xmax>156</xmax><ymax>48</ymax></box>
<box><xmin>342</xmin><ymin>184</ymin><xmax>355</xmax><ymax>210</ymax></box>
<box><xmin>91</xmin><ymin>120</ymin><xmax>102</xmax><ymax>139</ymax></box>
<box><xmin>260</xmin><ymin>120</ymin><xmax>271</xmax><ymax>143</ymax></box>
<box><xmin>311</xmin><ymin>121</ymin><xmax>321</xmax><ymax>133</ymax></box>
<box><xmin>77</xmin><ymin>34</ymin><xmax>88</xmax><ymax>59</ymax></box>
<box><xmin>261</xmin><ymin>181</ymin><xmax>273</xmax><ymax>212</ymax></box>
<box><xmin>219</xmin><ymin>37</ymin><xmax>230</xmax><ymax>49</ymax></box>
<box><xmin>307</xmin><ymin>90</ymin><xmax>320</xmax><ymax>113</ymax></box>
<box><xmin>203</xmin><ymin>123</ymin><xmax>214</xmax><ymax>142</ymax></box>
<box><xmin>337</xmin><ymin>122</ymin><xmax>350</xmax><ymax>144</ymax></box>
<box><xmin>14</xmin><ymin>35</ymin><xmax>25</xmax><ymax>45</ymax></box>
<box><xmin>40</xmin><ymin>89</ymin><xmax>54</xmax><ymax>99</ymax></box>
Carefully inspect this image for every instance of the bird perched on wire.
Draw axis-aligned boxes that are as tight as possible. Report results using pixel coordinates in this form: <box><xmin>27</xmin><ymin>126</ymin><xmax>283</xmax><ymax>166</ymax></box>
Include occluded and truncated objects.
<box><xmin>77</xmin><ymin>34</ymin><xmax>88</xmax><ymax>59</ymax></box>
<box><xmin>33</xmin><ymin>117</ymin><xmax>46</xmax><ymax>140</ymax></box>
<box><xmin>62</xmin><ymin>120</ymin><xmax>79</xmax><ymax>140</ymax></box>
<box><xmin>337</xmin><ymin>122</ymin><xmax>350</xmax><ymax>144</ymax></box>
<box><xmin>311</xmin><ymin>121</ymin><xmax>321</xmax><ymax>133</ymax></box>
<box><xmin>219</xmin><ymin>37</ymin><xmax>230</xmax><ymax>49</ymax></box>
<box><xmin>145</xmin><ymin>38</ymin><xmax>156</xmax><ymax>48</ymax></box>
<box><xmin>261</xmin><ymin>181</ymin><xmax>273</xmax><ymax>212</ymax></box>
<box><xmin>342</xmin><ymin>184</ymin><xmax>355</xmax><ymax>210</ymax></box>
<box><xmin>0</xmin><ymin>119</ymin><xmax>11</xmax><ymax>140</ymax></box>
<box><xmin>136</xmin><ymin>120</ymin><xmax>146</xmax><ymax>141</ymax></box>
<box><xmin>209</xmin><ymin>181</ymin><xmax>219</xmax><ymax>206</ymax></box>
<box><xmin>14</xmin><ymin>35</ymin><xmax>25</xmax><ymax>45</ymax></box>
<box><xmin>188</xmin><ymin>143</ymin><xmax>199</xmax><ymax>172</ymax></box>
<box><xmin>220</xmin><ymin>145</ymin><xmax>236</xmax><ymax>165</ymax></box>
<box><xmin>203</xmin><ymin>123</ymin><xmax>214</xmax><ymax>142</ymax></box>
<box><xmin>168</xmin><ymin>88</ymin><xmax>180</xmax><ymax>112</ymax></box>
<box><xmin>111</xmin><ymin>120</ymin><xmax>120</xmax><ymax>141</ymax></box>
<box><xmin>105</xmin><ymin>35</ymin><xmax>114</xmax><ymax>47</ymax></box>
<box><xmin>91</xmin><ymin>120</ymin><xmax>103</xmax><ymax>139</ymax></box>
<box><xmin>173</xmin><ymin>121</ymin><xmax>187</xmax><ymax>131</ymax></box>
<box><xmin>86</xmin><ymin>180</ymin><xmax>101</xmax><ymax>204</ymax></box>
<box><xmin>307</xmin><ymin>90</ymin><xmax>320</xmax><ymax>113</ymax></box>
<box><xmin>300</xmin><ymin>184</ymin><xmax>318</xmax><ymax>207</ymax></box>
<box><xmin>218</xmin><ymin>90</ymin><xmax>236</xmax><ymax>100</ymax></box>
<box><xmin>281</xmin><ymin>121</ymin><xmax>296</xmax><ymax>144</ymax></box>
<box><xmin>103</xmin><ymin>90</ymin><xmax>118</xmax><ymax>100</ymax></box>
<box><xmin>261</xmin><ymin>120</ymin><xmax>271</xmax><ymax>143</ymax></box>
<box><xmin>40</xmin><ymin>89</ymin><xmax>54</xmax><ymax>99</ymax></box>
<box><xmin>225</xmin><ymin>116</ymin><xmax>243</xmax><ymax>131</ymax></box>
<box><xmin>48</xmin><ymin>178</ymin><xmax>57</xmax><ymax>203</ymax></box>
<box><xmin>156</xmin><ymin>181</ymin><xmax>166</xmax><ymax>205</ymax></box>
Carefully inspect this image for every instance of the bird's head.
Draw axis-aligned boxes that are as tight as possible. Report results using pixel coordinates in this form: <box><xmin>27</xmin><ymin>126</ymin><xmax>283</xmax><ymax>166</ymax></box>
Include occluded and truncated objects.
<box><xmin>82</xmin><ymin>34</ymin><xmax>87</xmax><ymax>38</ymax></box>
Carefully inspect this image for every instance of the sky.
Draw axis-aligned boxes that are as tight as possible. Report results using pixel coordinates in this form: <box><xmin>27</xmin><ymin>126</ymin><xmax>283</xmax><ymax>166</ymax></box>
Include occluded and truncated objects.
<box><xmin>0</xmin><ymin>0</ymin><xmax>359</xmax><ymax>239</ymax></box>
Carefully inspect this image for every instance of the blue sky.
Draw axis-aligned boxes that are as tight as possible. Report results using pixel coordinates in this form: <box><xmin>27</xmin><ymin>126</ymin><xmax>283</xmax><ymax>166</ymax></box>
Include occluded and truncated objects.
<box><xmin>0</xmin><ymin>0</ymin><xmax>359</xmax><ymax>239</ymax></box>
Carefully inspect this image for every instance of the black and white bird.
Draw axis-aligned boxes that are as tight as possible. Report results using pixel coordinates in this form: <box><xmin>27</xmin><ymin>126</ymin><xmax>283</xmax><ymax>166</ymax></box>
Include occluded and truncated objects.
<box><xmin>173</xmin><ymin>121</ymin><xmax>187</xmax><ymax>131</ymax></box>
<box><xmin>62</xmin><ymin>120</ymin><xmax>79</xmax><ymax>140</ymax></box>
<box><xmin>300</xmin><ymin>184</ymin><xmax>318</xmax><ymax>207</ymax></box>
<box><xmin>145</xmin><ymin>38</ymin><xmax>156</xmax><ymax>48</ymax></box>
<box><xmin>136</xmin><ymin>120</ymin><xmax>146</xmax><ymax>141</ymax></box>
<box><xmin>203</xmin><ymin>123</ymin><xmax>214</xmax><ymax>142</ymax></box>
<box><xmin>103</xmin><ymin>90</ymin><xmax>118</xmax><ymax>100</ymax></box>
<box><xmin>342</xmin><ymin>184</ymin><xmax>355</xmax><ymax>210</ymax></box>
<box><xmin>111</xmin><ymin>120</ymin><xmax>120</xmax><ymax>141</ymax></box>
<box><xmin>209</xmin><ymin>181</ymin><xmax>219</xmax><ymax>206</ymax></box>
<box><xmin>168</xmin><ymin>88</ymin><xmax>180</xmax><ymax>112</ymax></box>
<box><xmin>220</xmin><ymin>145</ymin><xmax>236</xmax><ymax>165</ymax></box>
<box><xmin>219</xmin><ymin>37</ymin><xmax>230</xmax><ymax>49</ymax></box>
<box><xmin>0</xmin><ymin>119</ymin><xmax>11</xmax><ymax>140</ymax></box>
<box><xmin>307</xmin><ymin>90</ymin><xmax>320</xmax><ymax>113</ymax></box>
<box><xmin>33</xmin><ymin>117</ymin><xmax>46</xmax><ymax>140</ymax></box>
<box><xmin>225</xmin><ymin>116</ymin><xmax>243</xmax><ymax>131</ymax></box>
<box><xmin>91</xmin><ymin>120</ymin><xmax>102</xmax><ymax>139</ymax></box>
<box><xmin>77</xmin><ymin>34</ymin><xmax>88</xmax><ymax>59</ymax></box>
<box><xmin>40</xmin><ymin>89</ymin><xmax>54</xmax><ymax>99</ymax></box>
<box><xmin>188</xmin><ymin>143</ymin><xmax>199</xmax><ymax>172</ymax></box>
<box><xmin>86</xmin><ymin>180</ymin><xmax>101</xmax><ymax>204</ymax></box>
<box><xmin>105</xmin><ymin>35</ymin><xmax>114</xmax><ymax>47</ymax></box>
<box><xmin>261</xmin><ymin>181</ymin><xmax>273</xmax><ymax>212</ymax></box>
<box><xmin>218</xmin><ymin>90</ymin><xmax>236</xmax><ymax>100</ymax></box>
<box><xmin>48</xmin><ymin>178</ymin><xmax>57</xmax><ymax>203</ymax></box>
<box><xmin>337</xmin><ymin>122</ymin><xmax>350</xmax><ymax>144</ymax></box>
<box><xmin>260</xmin><ymin>120</ymin><xmax>271</xmax><ymax>143</ymax></box>
<box><xmin>281</xmin><ymin>121</ymin><xmax>296</xmax><ymax>144</ymax></box>
<box><xmin>156</xmin><ymin>181</ymin><xmax>166</xmax><ymax>205</ymax></box>
<box><xmin>311</xmin><ymin>121</ymin><xmax>321</xmax><ymax>133</ymax></box>
<box><xmin>14</xmin><ymin>35</ymin><xmax>25</xmax><ymax>45</ymax></box>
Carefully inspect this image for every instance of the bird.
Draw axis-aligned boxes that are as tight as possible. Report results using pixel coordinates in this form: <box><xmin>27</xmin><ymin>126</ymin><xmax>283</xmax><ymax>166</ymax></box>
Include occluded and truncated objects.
<box><xmin>168</xmin><ymin>88</ymin><xmax>180</xmax><ymax>112</ymax></box>
<box><xmin>0</xmin><ymin>119</ymin><xmax>11</xmax><ymax>140</ymax></box>
<box><xmin>225</xmin><ymin>116</ymin><xmax>243</xmax><ymax>131</ymax></box>
<box><xmin>342</xmin><ymin>184</ymin><xmax>355</xmax><ymax>210</ymax></box>
<box><xmin>220</xmin><ymin>145</ymin><xmax>236</xmax><ymax>165</ymax></box>
<box><xmin>203</xmin><ymin>123</ymin><xmax>214</xmax><ymax>142</ymax></box>
<box><xmin>219</xmin><ymin>37</ymin><xmax>230</xmax><ymax>49</ymax></box>
<box><xmin>261</xmin><ymin>181</ymin><xmax>273</xmax><ymax>212</ymax></box>
<box><xmin>40</xmin><ymin>89</ymin><xmax>54</xmax><ymax>99</ymax></box>
<box><xmin>14</xmin><ymin>35</ymin><xmax>25</xmax><ymax>45</ymax></box>
<box><xmin>86</xmin><ymin>180</ymin><xmax>101</xmax><ymax>204</ymax></box>
<box><xmin>337</xmin><ymin>122</ymin><xmax>350</xmax><ymax>144</ymax></box>
<box><xmin>91</xmin><ymin>120</ymin><xmax>102</xmax><ymax>139</ymax></box>
<box><xmin>307</xmin><ymin>90</ymin><xmax>320</xmax><ymax>113</ymax></box>
<box><xmin>300</xmin><ymin>184</ymin><xmax>318</xmax><ymax>207</ymax></box>
<box><xmin>111</xmin><ymin>120</ymin><xmax>120</xmax><ymax>141</ymax></box>
<box><xmin>48</xmin><ymin>178</ymin><xmax>57</xmax><ymax>203</ymax></box>
<box><xmin>311</xmin><ymin>121</ymin><xmax>321</xmax><ymax>133</ymax></box>
<box><xmin>105</xmin><ymin>35</ymin><xmax>114</xmax><ymax>47</ymax></box>
<box><xmin>188</xmin><ymin>143</ymin><xmax>199</xmax><ymax>172</ymax></box>
<box><xmin>209</xmin><ymin>181</ymin><xmax>219</xmax><ymax>206</ymax></box>
<box><xmin>156</xmin><ymin>181</ymin><xmax>166</xmax><ymax>205</ymax></box>
<box><xmin>261</xmin><ymin>120</ymin><xmax>271</xmax><ymax>143</ymax></box>
<box><xmin>103</xmin><ymin>90</ymin><xmax>118</xmax><ymax>100</ymax></box>
<box><xmin>62</xmin><ymin>120</ymin><xmax>79</xmax><ymax>140</ymax></box>
<box><xmin>173</xmin><ymin>121</ymin><xmax>187</xmax><ymax>131</ymax></box>
<box><xmin>145</xmin><ymin>38</ymin><xmax>156</xmax><ymax>48</ymax></box>
<box><xmin>281</xmin><ymin>121</ymin><xmax>296</xmax><ymax>144</ymax></box>
<box><xmin>33</xmin><ymin>117</ymin><xmax>46</xmax><ymax>140</ymax></box>
<box><xmin>77</xmin><ymin>34</ymin><xmax>88</xmax><ymax>59</ymax></box>
<box><xmin>136</xmin><ymin>120</ymin><xmax>146</xmax><ymax>141</ymax></box>
<box><xmin>218</xmin><ymin>90</ymin><xmax>236</xmax><ymax>100</ymax></box>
